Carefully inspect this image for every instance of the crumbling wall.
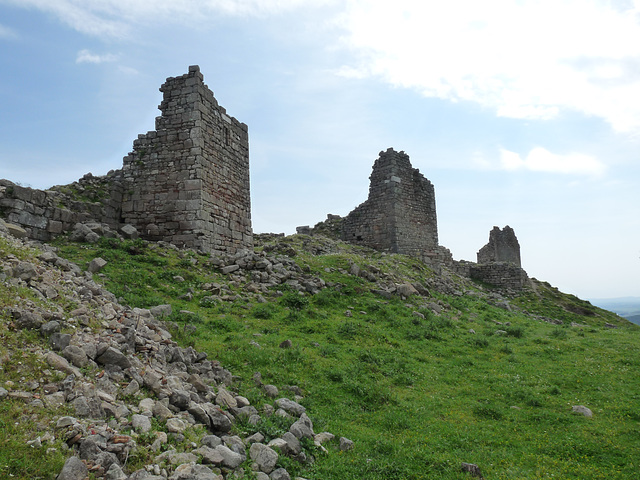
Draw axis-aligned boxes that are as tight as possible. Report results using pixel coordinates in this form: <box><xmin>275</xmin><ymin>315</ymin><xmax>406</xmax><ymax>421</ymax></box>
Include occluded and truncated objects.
<box><xmin>0</xmin><ymin>175</ymin><xmax>122</xmax><ymax>242</ymax></box>
<box><xmin>0</xmin><ymin>66</ymin><xmax>253</xmax><ymax>254</ymax></box>
<box><xmin>477</xmin><ymin>225</ymin><xmax>521</xmax><ymax>267</ymax></box>
<box><xmin>121</xmin><ymin>65</ymin><xmax>252</xmax><ymax>253</ymax></box>
<box><xmin>470</xmin><ymin>262</ymin><xmax>529</xmax><ymax>290</ymax></box>
<box><xmin>342</xmin><ymin>148</ymin><xmax>439</xmax><ymax>260</ymax></box>
<box><xmin>472</xmin><ymin>225</ymin><xmax>527</xmax><ymax>289</ymax></box>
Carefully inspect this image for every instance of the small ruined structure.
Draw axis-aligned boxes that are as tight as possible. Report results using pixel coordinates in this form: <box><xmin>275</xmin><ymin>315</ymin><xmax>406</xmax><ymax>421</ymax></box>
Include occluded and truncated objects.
<box><xmin>341</xmin><ymin>148</ymin><xmax>439</xmax><ymax>262</ymax></box>
<box><xmin>471</xmin><ymin>225</ymin><xmax>528</xmax><ymax>290</ymax></box>
<box><xmin>0</xmin><ymin>66</ymin><xmax>253</xmax><ymax>254</ymax></box>
<box><xmin>121</xmin><ymin>65</ymin><xmax>253</xmax><ymax>253</ymax></box>
<box><xmin>477</xmin><ymin>226</ymin><xmax>521</xmax><ymax>267</ymax></box>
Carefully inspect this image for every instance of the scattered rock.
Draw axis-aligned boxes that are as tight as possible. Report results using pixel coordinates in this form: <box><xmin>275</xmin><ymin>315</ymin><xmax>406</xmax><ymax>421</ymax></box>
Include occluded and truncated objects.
<box><xmin>572</xmin><ymin>405</ymin><xmax>593</xmax><ymax>417</ymax></box>
<box><xmin>56</xmin><ymin>456</ymin><xmax>88</xmax><ymax>480</ymax></box>
<box><xmin>249</xmin><ymin>443</ymin><xmax>279</xmax><ymax>474</ymax></box>
<box><xmin>461</xmin><ymin>462</ymin><xmax>484</xmax><ymax>478</ymax></box>
<box><xmin>339</xmin><ymin>437</ymin><xmax>354</xmax><ymax>451</ymax></box>
<box><xmin>88</xmin><ymin>257</ymin><xmax>108</xmax><ymax>273</ymax></box>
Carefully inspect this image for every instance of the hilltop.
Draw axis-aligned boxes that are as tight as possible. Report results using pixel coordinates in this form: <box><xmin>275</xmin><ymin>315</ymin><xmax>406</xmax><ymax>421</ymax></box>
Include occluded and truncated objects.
<box><xmin>1</xmin><ymin>220</ymin><xmax>639</xmax><ymax>480</ymax></box>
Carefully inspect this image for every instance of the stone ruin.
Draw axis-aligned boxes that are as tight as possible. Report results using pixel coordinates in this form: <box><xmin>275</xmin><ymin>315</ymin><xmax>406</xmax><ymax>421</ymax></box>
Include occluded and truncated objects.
<box><xmin>0</xmin><ymin>65</ymin><xmax>530</xmax><ymax>290</ymax></box>
<box><xmin>341</xmin><ymin>148</ymin><xmax>440</xmax><ymax>263</ymax></box>
<box><xmin>305</xmin><ymin>151</ymin><xmax>529</xmax><ymax>290</ymax></box>
<box><xmin>470</xmin><ymin>226</ymin><xmax>528</xmax><ymax>290</ymax></box>
<box><xmin>0</xmin><ymin>66</ymin><xmax>252</xmax><ymax>254</ymax></box>
<box><xmin>477</xmin><ymin>226</ymin><xmax>521</xmax><ymax>267</ymax></box>
<box><xmin>121</xmin><ymin>66</ymin><xmax>252</xmax><ymax>253</ymax></box>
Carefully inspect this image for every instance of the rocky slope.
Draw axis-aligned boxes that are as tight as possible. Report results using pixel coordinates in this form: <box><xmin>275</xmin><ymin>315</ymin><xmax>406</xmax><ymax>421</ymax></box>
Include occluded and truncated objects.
<box><xmin>0</xmin><ymin>221</ymin><xmax>351</xmax><ymax>480</ymax></box>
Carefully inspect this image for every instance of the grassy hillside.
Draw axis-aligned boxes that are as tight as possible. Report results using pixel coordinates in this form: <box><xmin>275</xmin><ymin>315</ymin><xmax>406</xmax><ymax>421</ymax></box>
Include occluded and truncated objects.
<box><xmin>2</xmin><ymin>233</ymin><xmax>639</xmax><ymax>479</ymax></box>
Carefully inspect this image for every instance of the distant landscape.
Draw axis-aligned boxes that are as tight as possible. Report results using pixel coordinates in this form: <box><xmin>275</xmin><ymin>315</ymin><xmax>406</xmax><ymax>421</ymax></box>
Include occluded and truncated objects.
<box><xmin>590</xmin><ymin>297</ymin><xmax>640</xmax><ymax>325</ymax></box>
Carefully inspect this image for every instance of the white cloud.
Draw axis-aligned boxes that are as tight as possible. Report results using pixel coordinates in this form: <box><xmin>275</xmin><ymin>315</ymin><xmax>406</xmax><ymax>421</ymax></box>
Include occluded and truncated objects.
<box><xmin>0</xmin><ymin>23</ymin><xmax>17</xmax><ymax>39</ymax></box>
<box><xmin>336</xmin><ymin>0</ymin><xmax>640</xmax><ymax>134</ymax></box>
<box><xmin>76</xmin><ymin>49</ymin><xmax>118</xmax><ymax>64</ymax></box>
<box><xmin>2</xmin><ymin>0</ymin><xmax>334</xmax><ymax>38</ymax></box>
<box><xmin>500</xmin><ymin>147</ymin><xmax>606</xmax><ymax>176</ymax></box>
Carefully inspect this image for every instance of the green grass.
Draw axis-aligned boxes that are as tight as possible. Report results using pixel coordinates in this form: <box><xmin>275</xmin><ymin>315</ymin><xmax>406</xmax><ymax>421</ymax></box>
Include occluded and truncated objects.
<box><xmin>3</xmin><ymin>233</ymin><xmax>639</xmax><ymax>479</ymax></box>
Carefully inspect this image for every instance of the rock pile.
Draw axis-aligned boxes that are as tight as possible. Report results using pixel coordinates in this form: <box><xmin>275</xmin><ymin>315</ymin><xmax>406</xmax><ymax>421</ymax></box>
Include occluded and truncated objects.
<box><xmin>0</xmin><ymin>223</ymin><xmax>350</xmax><ymax>480</ymax></box>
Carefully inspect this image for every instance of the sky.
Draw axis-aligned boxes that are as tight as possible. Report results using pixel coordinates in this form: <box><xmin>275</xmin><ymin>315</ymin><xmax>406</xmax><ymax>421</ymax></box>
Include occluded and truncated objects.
<box><xmin>0</xmin><ymin>0</ymin><xmax>638</xmax><ymax>300</ymax></box>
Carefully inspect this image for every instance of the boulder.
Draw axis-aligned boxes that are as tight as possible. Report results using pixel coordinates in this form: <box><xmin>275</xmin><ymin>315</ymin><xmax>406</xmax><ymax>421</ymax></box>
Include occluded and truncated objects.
<box><xmin>249</xmin><ymin>443</ymin><xmax>279</xmax><ymax>474</ymax></box>
<box><xmin>56</xmin><ymin>456</ymin><xmax>87</xmax><ymax>480</ymax></box>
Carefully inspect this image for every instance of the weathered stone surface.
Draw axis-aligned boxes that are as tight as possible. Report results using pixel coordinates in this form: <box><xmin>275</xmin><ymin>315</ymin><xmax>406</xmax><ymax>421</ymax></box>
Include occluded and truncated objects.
<box><xmin>477</xmin><ymin>226</ymin><xmax>521</xmax><ymax>267</ymax></box>
<box><xmin>396</xmin><ymin>283</ymin><xmax>419</xmax><ymax>297</ymax></box>
<box><xmin>132</xmin><ymin>414</ymin><xmax>152</xmax><ymax>433</ymax></box>
<box><xmin>215</xmin><ymin>386</ymin><xmax>237</xmax><ymax>409</ymax></box>
<box><xmin>166</xmin><ymin>418</ymin><xmax>187</xmax><ymax>433</ymax></box>
<box><xmin>45</xmin><ymin>351</ymin><xmax>82</xmax><ymax>378</ymax></box>
<box><xmin>96</xmin><ymin>347</ymin><xmax>131</xmax><ymax>369</ymax></box>
<box><xmin>105</xmin><ymin>464</ymin><xmax>128</xmax><ymax>480</ymax></box>
<box><xmin>249</xmin><ymin>443</ymin><xmax>279</xmax><ymax>474</ymax></box>
<box><xmin>263</xmin><ymin>384</ymin><xmax>278</xmax><ymax>398</ymax></box>
<box><xmin>269</xmin><ymin>468</ymin><xmax>291</xmax><ymax>480</ymax></box>
<box><xmin>88</xmin><ymin>257</ymin><xmax>108</xmax><ymax>273</ymax></box>
<box><xmin>339</xmin><ymin>436</ymin><xmax>354</xmax><ymax>451</ymax></box>
<box><xmin>119</xmin><ymin>224</ymin><xmax>138</xmax><ymax>239</ymax></box>
<box><xmin>289</xmin><ymin>413</ymin><xmax>314</xmax><ymax>440</ymax></box>
<box><xmin>342</xmin><ymin>149</ymin><xmax>438</xmax><ymax>262</ymax></box>
<box><xmin>193</xmin><ymin>446</ymin><xmax>224</xmax><ymax>465</ymax></box>
<box><xmin>215</xmin><ymin>444</ymin><xmax>244</xmax><ymax>468</ymax></box>
<box><xmin>62</xmin><ymin>345</ymin><xmax>89</xmax><ymax>368</ymax></box>
<box><xmin>120</xmin><ymin>66</ymin><xmax>253</xmax><ymax>254</ymax></box>
<box><xmin>275</xmin><ymin>398</ymin><xmax>306</xmax><ymax>417</ymax></box>
<box><xmin>49</xmin><ymin>332</ymin><xmax>72</xmax><ymax>351</ymax></box>
<box><xmin>150</xmin><ymin>304</ymin><xmax>172</xmax><ymax>318</ymax></box>
<box><xmin>14</xmin><ymin>261</ymin><xmax>38</xmax><ymax>281</ymax></box>
<box><xmin>56</xmin><ymin>456</ymin><xmax>88</xmax><ymax>480</ymax></box>
<box><xmin>461</xmin><ymin>462</ymin><xmax>484</xmax><ymax>478</ymax></box>
<box><xmin>14</xmin><ymin>310</ymin><xmax>44</xmax><ymax>329</ymax></box>
<box><xmin>5</xmin><ymin>222</ymin><xmax>27</xmax><ymax>239</ymax></box>
<box><xmin>572</xmin><ymin>405</ymin><xmax>593</xmax><ymax>417</ymax></box>
<box><xmin>169</xmin><ymin>463</ymin><xmax>221</xmax><ymax>480</ymax></box>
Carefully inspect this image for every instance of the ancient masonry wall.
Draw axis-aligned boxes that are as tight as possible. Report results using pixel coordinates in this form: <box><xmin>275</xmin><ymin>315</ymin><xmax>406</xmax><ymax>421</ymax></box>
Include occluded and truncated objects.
<box><xmin>472</xmin><ymin>225</ymin><xmax>528</xmax><ymax>290</ymax></box>
<box><xmin>121</xmin><ymin>65</ymin><xmax>252</xmax><ymax>253</ymax></box>
<box><xmin>0</xmin><ymin>177</ymin><xmax>122</xmax><ymax>242</ymax></box>
<box><xmin>477</xmin><ymin>226</ymin><xmax>521</xmax><ymax>267</ymax></box>
<box><xmin>470</xmin><ymin>262</ymin><xmax>529</xmax><ymax>291</ymax></box>
<box><xmin>0</xmin><ymin>66</ymin><xmax>252</xmax><ymax>254</ymax></box>
<box><xmin>342</xmin><ymin>148</ymin><xmax>439</xmax><ymax>261</ymax></box>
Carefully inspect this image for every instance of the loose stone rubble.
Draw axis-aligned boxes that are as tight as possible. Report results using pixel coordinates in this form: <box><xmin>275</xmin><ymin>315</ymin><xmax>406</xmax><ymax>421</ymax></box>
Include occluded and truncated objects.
<box><xmin>0</xmin><ymin>223</ymin><xmax>349</xmax><ymax>480</ymax></box>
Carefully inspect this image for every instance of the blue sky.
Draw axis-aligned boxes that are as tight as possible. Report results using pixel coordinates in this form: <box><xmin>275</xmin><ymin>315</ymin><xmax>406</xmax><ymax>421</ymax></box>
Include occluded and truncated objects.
<box><xmin>0</xmin><ymin>0</ymin><xmax>638</xmax><ymax>300</ymax></box>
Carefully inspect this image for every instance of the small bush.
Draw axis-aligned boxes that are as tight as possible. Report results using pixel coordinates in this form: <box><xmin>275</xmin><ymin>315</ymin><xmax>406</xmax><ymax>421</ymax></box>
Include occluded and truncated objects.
<box><xmin>252</xmin><ymin>303</ymin><xmax>276</xmax><ymax>319</ymax></box>
<box><xmin>280</xmin><ymin>291</ymin><xmax>309</xmax><ymax>310</ymax></box>
<box><xmin>337</xmin><ymin>321</ymin><xmax>359</xmax><ymax>339</ymax></box>
<box><xmin>473</xmin><ymin>404</ymin><xmax>503</xmax><ymax>420</ymax></box>
<box><xmin>506</xmin><ymin>326</ymin><xmax>524</xmax><ymax>338</ymax></box>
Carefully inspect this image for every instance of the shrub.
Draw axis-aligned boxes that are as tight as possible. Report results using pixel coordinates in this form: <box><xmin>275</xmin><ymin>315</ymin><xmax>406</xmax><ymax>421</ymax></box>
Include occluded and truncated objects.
<box><xmin>280</xmin><ymin>291</ymin><xmax>309</xmax><ymax>310</ymax></box>
<box><xmin>506</xmin><ymin>326</ymin><xmax>524</xmax><ymax>338</ymax></box>
<box><xmin>473</xmin><ymin>404</ymin><xmax>503</xmax><ymax>420</ymax></box>
<box><xmin>252</xmin><ymin>303</ymin><xmax>276</xmax><ymax>319</ymax></box>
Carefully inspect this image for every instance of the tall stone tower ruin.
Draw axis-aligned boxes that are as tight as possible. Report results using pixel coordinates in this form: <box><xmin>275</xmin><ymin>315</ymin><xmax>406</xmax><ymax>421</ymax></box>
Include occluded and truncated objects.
<box><xmin>121</xmin><ymin>66</ymin><xmax>253</xmax><ymax>253</ymax></box>
<box><xmin>342</xmin><ymin>148</ymin><xmax>439</xmax><ymax>260</ymax></box>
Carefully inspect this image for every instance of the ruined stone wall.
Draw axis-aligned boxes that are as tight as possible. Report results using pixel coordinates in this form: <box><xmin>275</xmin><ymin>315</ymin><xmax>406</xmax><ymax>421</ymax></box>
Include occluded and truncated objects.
<box><xmin>477</xmin><ymin>226</ymin><xmax>521</xmax><ymax>267</ymax></box>
<box><xmin>121</xmin><ymin>65</ymin><xmax>252</xmax><ymax>253</ymax></box>
<box><xmin>470</xmin><ymin>262</ymin><xmax>529</xmax><ymax>290</ymax></box>
<box><xmin>342</xmin><ymin>149</ymin><xmax>438</xmax><ymax>260</ymax></box>
<box><xmin>0</xmin><ymin>66</ymin><xmax>252</xmax><ymax>253</ymax></box>
<box><xmin>0</xmin><ymin>176</ymin><xmax>122</xmax><ymax>242</ymax></box>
